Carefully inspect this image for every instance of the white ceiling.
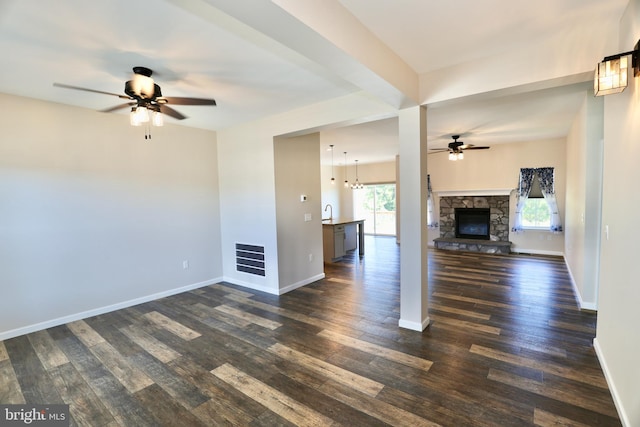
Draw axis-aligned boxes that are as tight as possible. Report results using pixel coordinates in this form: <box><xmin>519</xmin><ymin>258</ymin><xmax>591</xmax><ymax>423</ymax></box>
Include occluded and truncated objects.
<box><xmin>0</xmin><ymin>0</ymin><xmax>629</xmax><ymax>165</ymax></box>
<box><xmin>338</xmin><ymin>0</ymin><xmax>627</xmax><ymax>74</ymax></box>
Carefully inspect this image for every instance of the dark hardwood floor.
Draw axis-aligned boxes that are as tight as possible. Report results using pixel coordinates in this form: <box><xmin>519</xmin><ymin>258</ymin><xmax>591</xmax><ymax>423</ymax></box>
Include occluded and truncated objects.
<box><xmin>0</xmin><ymin>236</ymin><xmax>620</xmax><ymax>426</ymax></box>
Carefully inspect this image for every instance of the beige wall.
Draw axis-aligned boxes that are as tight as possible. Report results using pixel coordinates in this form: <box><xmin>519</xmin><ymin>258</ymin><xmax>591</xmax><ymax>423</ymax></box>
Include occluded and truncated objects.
<box><xmin>217</xmin><ymin>92</ymin><xmax>395</xmax><ymax>294</ymax></box>
<box><xmin>274</xmin><ymin>134</ymin><xmax>324</xmax><ymax>291</ymax></box>
<box><xmin>427</xmin><ymin>138</ymin><xmax>566</xmax><ymax>254</ymax></box>
<box><xmin>564</xmin><ymin>94</ymin><xmax>604</xmax><ymax>310</ymax></box>
<box><xmin>595</xmin><ymin>0</ymin><xmax>640</xmax><ymax>424</ymax></box>
<box><xmin>0</xmin><ymin>93</ymin><xmax>223</xmax><ymax>339</ymax></box>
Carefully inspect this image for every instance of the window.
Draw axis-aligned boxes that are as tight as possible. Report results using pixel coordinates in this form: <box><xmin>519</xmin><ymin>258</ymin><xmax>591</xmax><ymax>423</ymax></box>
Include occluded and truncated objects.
<box><xmin>513</xmin><ymin>167</ymin><xmax>562</xmax><ymax>233</ymax></box>
<box><xmin>522</xmin><ymin>198</ymin><xmax>551</xmax><ymax>229</ymax></box>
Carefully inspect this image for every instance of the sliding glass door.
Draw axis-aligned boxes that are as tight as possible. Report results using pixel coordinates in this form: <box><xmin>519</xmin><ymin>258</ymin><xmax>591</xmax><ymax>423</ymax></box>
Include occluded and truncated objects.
<box><xmin>354</xmin><ymin>183</ymin><xmax>396</xmax><ymax>236</ymax></box>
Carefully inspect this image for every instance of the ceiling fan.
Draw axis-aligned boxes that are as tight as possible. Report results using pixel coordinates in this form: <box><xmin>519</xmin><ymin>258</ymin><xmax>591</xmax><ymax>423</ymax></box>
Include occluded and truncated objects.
<box><xmin>53</xmin><ymin>66</ymin><xmax>216</xmax><ymax>125</ymax></box>
<box><xmin>429</xmin><ymin>135</ymin><xmax>490</xmax><ymax>160</ymax></box>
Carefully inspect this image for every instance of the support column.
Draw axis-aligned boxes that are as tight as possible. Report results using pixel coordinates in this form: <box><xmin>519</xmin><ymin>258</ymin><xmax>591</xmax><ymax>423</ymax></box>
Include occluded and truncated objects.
<box><xmin>398</xmin><ymin>105</ymin><xmax>429</xmax><ymax>331</ymax></box>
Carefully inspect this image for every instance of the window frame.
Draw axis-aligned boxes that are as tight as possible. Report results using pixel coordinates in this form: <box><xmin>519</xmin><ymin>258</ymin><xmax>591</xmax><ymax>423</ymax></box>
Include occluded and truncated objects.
<box><xmin>520</xmin><ymin>197</ymin><xmax>551</xmax><ymax>230</ymax></box>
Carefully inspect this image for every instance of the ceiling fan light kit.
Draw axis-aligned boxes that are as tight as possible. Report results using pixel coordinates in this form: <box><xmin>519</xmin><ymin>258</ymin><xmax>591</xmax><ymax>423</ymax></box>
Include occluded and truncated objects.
<box><xmin>130</xmin><ymin>105</ymin><xmax>163</xmax><ymax>127</ymax></box>
<box><xmin>54</xmin><ymin>66</ymin><xmax>216</xmax><ymax>137</ymax></box>
<box><xmin>128</xmin><ymin>66</ymin><xmax>156</xmax><ymax>99</ymax></box>
<box><xmin>430</xmin><ymin>135</ymin><xmax>490</xmax><ymax>161</ymax></box>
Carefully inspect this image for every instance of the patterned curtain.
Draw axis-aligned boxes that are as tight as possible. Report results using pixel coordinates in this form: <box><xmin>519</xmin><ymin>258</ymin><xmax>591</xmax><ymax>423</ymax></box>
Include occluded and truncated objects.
<box><xmin>512</xmin><ymin>168</ymin><xmax>535</xmax><ymax>232</ymax></box>
<box><xmin>427</xmin><ymin>174</ymin><xmax>438</xmax><ymax>228</ymax></box>
<box><xmin>512</xmin><ymin>167</ymin><xmax>563</xmax><ymax>233</ymax></box>
<box><xmin>536</xmin><ymin>167</ymin><xmax>563</xmax><ymax>232</ymax></box>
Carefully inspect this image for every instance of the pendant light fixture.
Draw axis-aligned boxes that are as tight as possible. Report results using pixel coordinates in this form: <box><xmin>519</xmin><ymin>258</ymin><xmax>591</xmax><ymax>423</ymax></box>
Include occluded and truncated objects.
<box><xmin>329</xmin><ymin>145</ymin><xmax>335</xmax><ymax>184</ymax></box>
<box><xmin>351</xmin><ymin>159</ymin><xmax>364</xmax><ymax>189</ymax></box>
<box><xmin>343</xmin><ymin>152</ymin><xmax>349</xmax><ymax>188</ymax></box>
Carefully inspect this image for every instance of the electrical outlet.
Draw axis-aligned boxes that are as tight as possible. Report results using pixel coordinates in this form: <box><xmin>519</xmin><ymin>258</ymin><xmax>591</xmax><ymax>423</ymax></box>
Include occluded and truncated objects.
<box><xmin>308</xmin><ymin>253</ymin><xmax>313</xmax><ymax>262</ymax></box>
<box><xmin>183</xmin><ymin>260</ymin><xmax>189</xmax><ymax>269</ymax></box>
<box><xmin>304</xmin><ymin>213</ymin><xmax>312</xmax><ymax>222</ymax></box>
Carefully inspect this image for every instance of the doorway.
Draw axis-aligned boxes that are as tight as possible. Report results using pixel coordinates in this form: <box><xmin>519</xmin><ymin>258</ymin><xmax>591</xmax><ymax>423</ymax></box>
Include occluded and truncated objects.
<box><xmin>354</xmin><ymin>183</ymin><xmax>396</xmax><ymax>236</ymax></box>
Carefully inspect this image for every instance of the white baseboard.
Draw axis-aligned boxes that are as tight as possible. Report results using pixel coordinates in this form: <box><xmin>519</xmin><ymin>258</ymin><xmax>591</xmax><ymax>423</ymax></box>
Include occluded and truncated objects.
<box><xmin>593</xmin><ymin>338</ymin><xmax>629</xmax><ymax>426</ymax></box>
<box><xmin>511</xmin><ymin>249</ymin><xmax>564</xmax><ymax>256</ymax></box>
<box><xmin>221</xmin><ymin>276</ymin><xmax>279</xmax><ymax>295</ymax></box>
<box><xmin>0</xmin><ymin>277</ymin><xmax>224</xmax><ymax>341</ymax></box>
<box><xmin>399</xmin><ymin>316</ymin><xmax>430</xmax><ymax>331</ymax></box>
<box><xmin>279</xmin><ymin>273</ymin><xmax>325</xmax><ymax>295</ymax></box>
<box><xmin>222</xmin><ymin>273</ymin><xmax>326</xmax><ymax>295</ymax></box>
<box><xmin>562</xmin><ymin>256</ymin><xmax>597</xmax><ymax>311</ymax></box>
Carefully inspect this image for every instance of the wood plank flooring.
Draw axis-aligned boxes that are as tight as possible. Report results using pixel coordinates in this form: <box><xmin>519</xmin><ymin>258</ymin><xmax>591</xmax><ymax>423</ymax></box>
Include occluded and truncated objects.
<box><xmin>0</xmin><ymin>236</ymin><xmax>620</xmax><ymax>426</ymax></box>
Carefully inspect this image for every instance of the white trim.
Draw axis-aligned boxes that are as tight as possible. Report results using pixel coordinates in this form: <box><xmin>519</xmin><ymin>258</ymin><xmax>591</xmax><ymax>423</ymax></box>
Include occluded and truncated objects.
<box><xmin>222</xmin><ymin>276</ymin><xmax>279</xmax><ymax>295</ymax></box>
<box><xmin>225</xmin><ymin>273</ymin><xmax>326</xmax><ymax>295</ymax></box>
<box><xmin>511</xmin><ymin>249</ymin><xmax>564</xmax><ymax>256</ymax></box>
<box><xmin>279</xmin><ymin>273</ymin><xmax>325</xmax><ymax>294</ymax></box>
<box><xmin>398</xmin><ymin>316</ymin><xmax>430</xmax><ymax>331</ymax></box>
<box><xmin>563</xmin><ymin>256</ymin><xmax>597</xmax><ymax>311</ymax></box>
<box><xmin>0</xmin><ymin>277</ymin><xmax>224</xmax><ymax>341</ymax></box>
<box><xmin>594</xmin><ymin>338</ymin><xmax>629</xmax><ymax>426</ymax></box>
<box><xmin>435</xmin><ymin>189</ymin><xmax>513</xmax><ymax>197</ymax></box>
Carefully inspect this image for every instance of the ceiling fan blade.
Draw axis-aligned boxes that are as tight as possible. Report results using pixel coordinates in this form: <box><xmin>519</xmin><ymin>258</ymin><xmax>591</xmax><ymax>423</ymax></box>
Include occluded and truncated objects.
<box><xmin>465</xmin><ymin>146</ymin><xmax>490</xmax><ymax>150</ymax></box>
<box><xmin>161</xmin><ymin>96</ymin><xmax>217</xmax><ymax>106</ymax></box>
<box><xmin>160</xmin><ymin>105</ymin><xmax>187</xmax><ymax>120</ymax></box>
<box><xmin>100</xmin><ymin>102</ymin><xmax>136</xmax><ymax>113</ymax></box>
<box><xmin>53</xmin><ymin>83</ymin><xmax>131</xmax><ymax>100</ymax></box>
<box><xmin>428</xmin><ymin>149</ymin><xmax>452</xmax><ymax>154</ymax></box>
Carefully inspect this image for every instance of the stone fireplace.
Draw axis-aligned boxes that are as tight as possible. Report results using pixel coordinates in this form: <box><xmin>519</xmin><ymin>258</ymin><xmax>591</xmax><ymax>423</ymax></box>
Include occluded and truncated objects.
<box><xmin>435</xmin><ymin>194</ymin><xmax>512</xmax><ymax>253</ymax></box>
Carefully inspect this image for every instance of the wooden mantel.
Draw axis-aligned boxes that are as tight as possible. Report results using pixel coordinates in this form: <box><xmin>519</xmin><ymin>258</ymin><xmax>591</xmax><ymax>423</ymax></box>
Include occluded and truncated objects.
<box><xmin>435</xmin><ymin>189</ymin><xmax>513</xmax><ymax>197</ymax></box>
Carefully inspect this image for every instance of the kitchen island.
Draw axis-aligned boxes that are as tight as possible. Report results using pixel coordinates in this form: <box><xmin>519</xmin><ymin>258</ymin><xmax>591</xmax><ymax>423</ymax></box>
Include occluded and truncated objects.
<box><xmin>322</xmin><ymin>218</ymin><xmax>365</xmax><ymax>262</ymax></box>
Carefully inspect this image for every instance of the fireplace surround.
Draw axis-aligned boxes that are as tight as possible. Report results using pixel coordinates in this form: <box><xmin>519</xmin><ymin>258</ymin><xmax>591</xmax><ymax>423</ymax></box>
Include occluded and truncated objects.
<box><xmin>455</xmin><ymin>208</ymin><xmax>490</xmax><ymax>240</ymax></box>
<box><xmin>435</xmin><ymin>195</ymin><xmax>512</xmax><ymax>253</ymax></box>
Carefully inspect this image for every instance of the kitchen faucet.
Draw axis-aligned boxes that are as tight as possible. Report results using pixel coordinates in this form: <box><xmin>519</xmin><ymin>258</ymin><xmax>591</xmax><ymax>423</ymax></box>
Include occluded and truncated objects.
<box><xmin>324</xmin><ymin>204</ymin><xmax>333</xmax><ymax>220</ymax></box>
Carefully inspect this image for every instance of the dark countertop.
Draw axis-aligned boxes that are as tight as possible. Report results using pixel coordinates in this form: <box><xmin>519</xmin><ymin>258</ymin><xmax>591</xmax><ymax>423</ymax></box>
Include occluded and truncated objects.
<box><xmin>321</xmin><ymin>218</ymin><xmax>365</xmax><ymax>226</ymax></box>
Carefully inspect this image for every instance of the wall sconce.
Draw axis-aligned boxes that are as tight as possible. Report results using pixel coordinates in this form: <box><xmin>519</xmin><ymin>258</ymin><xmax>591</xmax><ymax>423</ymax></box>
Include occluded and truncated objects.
<box><xmin>594</xmin><ymin>39</ymin><xmax>640</xmax><ymax>96</ymax></box>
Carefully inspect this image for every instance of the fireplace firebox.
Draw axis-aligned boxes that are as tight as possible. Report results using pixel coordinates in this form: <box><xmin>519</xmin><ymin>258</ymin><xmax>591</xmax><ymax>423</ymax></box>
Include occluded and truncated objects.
<box><xmin>455</xmin><ymin>208</ymin><xmax>490</xmax><ymax>240</ymax></box>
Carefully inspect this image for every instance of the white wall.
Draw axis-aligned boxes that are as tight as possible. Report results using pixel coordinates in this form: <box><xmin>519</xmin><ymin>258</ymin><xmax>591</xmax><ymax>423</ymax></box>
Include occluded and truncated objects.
<box><xmin>274</xmin><ymin>134</ymin><xmax>324</xmax><ymax>292</ymax></box>
<box><xmin>0</xmin><ymin>93</ymin><xmax>222</xmax><ymax>340</ymax></box>
<box><xmin>595</xmin><ymin>1</ymin><xmax>640</xmax><ymax>425</ymax></box>
<box><xmin>427</xmin><ymin>138</ymin><xmax>566</xmax><ymax>254</ymax></box>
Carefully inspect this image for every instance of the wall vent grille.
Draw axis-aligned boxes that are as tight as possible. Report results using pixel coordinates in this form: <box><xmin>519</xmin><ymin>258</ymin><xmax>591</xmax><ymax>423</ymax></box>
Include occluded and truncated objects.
<box><xmin>235</xmin><ymin>243</ymin><xmax>265</xmax><ymax>276</ymax></box>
